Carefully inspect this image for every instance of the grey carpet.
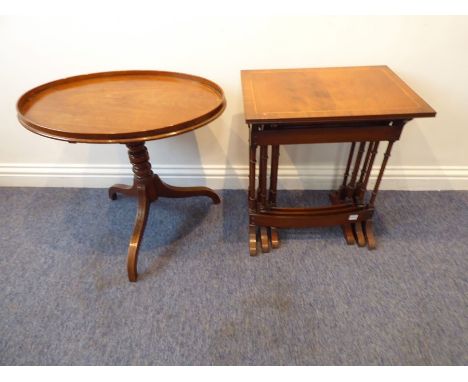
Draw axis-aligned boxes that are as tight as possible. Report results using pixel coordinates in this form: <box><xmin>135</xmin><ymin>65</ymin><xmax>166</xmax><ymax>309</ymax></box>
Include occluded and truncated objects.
<box><xmin>0</xmin><ymin>188</ymin><xmax>467</xmax><ymax>365</ymax></box>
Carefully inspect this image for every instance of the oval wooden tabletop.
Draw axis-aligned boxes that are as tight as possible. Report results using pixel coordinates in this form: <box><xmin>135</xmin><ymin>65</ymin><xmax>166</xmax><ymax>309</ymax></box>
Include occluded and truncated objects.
<box><xmin>17</xmin><ymin>71</ymin><xmax>226</xmax><ymax>143</ymax></box>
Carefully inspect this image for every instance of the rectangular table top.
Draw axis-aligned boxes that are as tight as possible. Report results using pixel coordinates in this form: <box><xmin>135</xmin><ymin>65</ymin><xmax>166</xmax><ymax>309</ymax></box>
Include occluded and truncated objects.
<box><xmin>241</xmin><ymin>66</ymin><xmax>436</xmax><ymax>124</ymax></box>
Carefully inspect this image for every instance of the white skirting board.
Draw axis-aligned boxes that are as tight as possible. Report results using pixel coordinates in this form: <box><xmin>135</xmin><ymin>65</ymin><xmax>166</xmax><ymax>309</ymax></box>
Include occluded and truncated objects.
<box><xmin>0</xmin><ymin>164</ymin><xmax>467</xmax><ymax>190</ymax></box>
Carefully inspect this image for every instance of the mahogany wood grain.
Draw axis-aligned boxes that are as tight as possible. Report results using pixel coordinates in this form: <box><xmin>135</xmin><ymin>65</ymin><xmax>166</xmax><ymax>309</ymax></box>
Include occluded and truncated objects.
<box><xmin>369</xmin><ymin>140</ymin><xmax>396</xmax><ymax>207</ymax></box>
<box><xmin>252</xmin><ymin>123</ymin><xmax>404</xmax><ymax>145</ymax></box>
<box><xmin>17</xmin><ymin>70</ymin><xmax>225</xmax><ymax>143</ymax></box>
<box><xmin>241</xmin><ymin>66</ymin><xmax>435</xmax><ymax>123</ymax></box>
<box><xmin>340</xmin><ymin>142</ymin><xmax>356</xmax><ymax>198</ymax></box>
<box><xmin>363</xmin><ymin>220</ymin><xmax>377</xmax><ymax>250</ymax></box>
<box><xmin>251</xmin><ymin>208</ymin><xmax>374</xmax><ymax>228</ymax></box>
<box><xmin>243</xmin><ymin>66</ymin><xmax>436</xmax><ymax>255</ymax></box>
<box><xmin>329</xmin><ymin>191</ymin><xmax>356</xmax><ymax>245</ymax></box>
<box><xmin>249</xmin><ymin>225</ymin><xmax>258</xmax><ymax>256</ymax></box>
<box><xmin>270</xmin><ymin>228</ymin><xmax>280</xmax><ymax>249</ymax></box>
<box><xmin>258</xmin><ymin>146</ymin><xmax>268</xmax><ymax>209</ymax></box>
<box><xmin>268</xmin><ymin>146</ymin><xmax>280</xmax><ymax>248</ymax></box>
<box><xmin>353</xmin><ymin>222</ymin><xmax>367</xmax><ymax>247</ymax></box>
<box><xmin>128</xmin><ymin>185</ymin><xmax>150</xmax><ymax>282</ymax></box>
<box><xmin>110</xmin><ymin>142</ymin><xmax>220</xmax><ymax>281</ymax></box>
<box><xmin>248</xmin><ymin>137</ymin><xmax>257</xmax><ymax>211</ymax></box>
<box><xmin>268</xmin><ymin>145</ymin><xmax>280</xmax><ymax>206</ymax></box>
<box><xmin>260</xmin><ymin>226</ymin><xmax>270</xmax><ymax>253</ymax></box>
<box><xmin>17</xmin><ymin>70</ymin><xmax>225</xmax><ymax>281</ymax></box>
<box><xmin>348</xmin><ymin>142</ymin><xmax>366</xmax><ymax>193</ymax></box>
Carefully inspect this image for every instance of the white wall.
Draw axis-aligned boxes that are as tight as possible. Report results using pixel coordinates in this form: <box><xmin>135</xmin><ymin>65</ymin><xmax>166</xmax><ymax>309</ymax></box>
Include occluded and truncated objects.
<box><xmin>1</xmin><ymin>15</ymin><xmax>467</xmax><ymax>189</ymax></box>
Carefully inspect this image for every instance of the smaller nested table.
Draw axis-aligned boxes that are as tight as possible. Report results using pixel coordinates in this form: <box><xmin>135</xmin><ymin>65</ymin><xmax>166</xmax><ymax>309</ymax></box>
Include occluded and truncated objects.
<box><xmin>17</xmin><ymin>70</ymin><xmax>226</xmax><ymax>281</ymax></box>
<box><xmin>241</xmin><ymin>66</ymin><xmax>436</xmax><ymax>255</ymax></box>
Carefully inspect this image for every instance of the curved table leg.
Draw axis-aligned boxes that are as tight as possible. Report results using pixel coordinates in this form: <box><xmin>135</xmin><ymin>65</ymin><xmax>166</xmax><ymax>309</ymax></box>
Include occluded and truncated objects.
<box><xmin>108</xmin><ymin>183</ymin><xmax>137</xmax><ymax>200</ymax></box>
<box><xmin>363</xmin><ymin>220</ymin><xmax>377</xmax><ymax>250</ymax></box>
<box><xmin>154</xmin><ymin>175</ymin><xmax>220</xmax><ymax>204</ymax></box>
<box><xmin>249</xmin><ymin>225</ymin><xmax>258</xmax><ymax>256</ymax></box>
<box><xmin>127</xmin><ymin>185</ymin><xmax>151</xmax><ymax>282</ymax></box>
<box><xmin>110</xmin><ymin>142</ymin><xmax>221</xmax><ymax>281</ymax></box>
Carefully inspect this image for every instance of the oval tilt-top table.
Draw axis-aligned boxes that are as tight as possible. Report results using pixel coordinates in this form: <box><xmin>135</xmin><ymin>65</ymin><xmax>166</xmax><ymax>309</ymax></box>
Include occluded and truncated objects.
<box><xmin>17</xmin><ymin>70</ymin><xmax>226</xmax><ymax>281</ymax></box>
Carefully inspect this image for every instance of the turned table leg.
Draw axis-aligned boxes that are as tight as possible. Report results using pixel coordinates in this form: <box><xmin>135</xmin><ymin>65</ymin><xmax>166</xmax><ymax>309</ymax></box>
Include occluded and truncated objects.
<box><xmin>248</xmin><ymin>132</ymin><xmax>258</xmax><ymax>256</ymax></box>
<box><xmin>109</xmin><ymin>142</ymin><xmax>220</xmax><ymax>282</ymax></box>
<box><xmin>268</xmin><ymin>145</ymin><xmax>280</xmax><ymax>249</ymax></box>
<box><xmin>258</xmin><ymin>145</ymin><xmax>269</xmax><ymax>253</ymax></box>
<box><xmin>330</xmin><ymin>142</ymin><xmax>357</xmax><ymax>245</ymax></box>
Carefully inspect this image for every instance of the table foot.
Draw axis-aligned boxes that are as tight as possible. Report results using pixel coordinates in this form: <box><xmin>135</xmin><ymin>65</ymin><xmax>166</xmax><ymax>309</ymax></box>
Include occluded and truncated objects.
<box><xmin>249</xmin><ymin>225</ymin><xmax>280</xmax><ymax>255</ymax></box>
<box><xmin>109</xmin><ymin>184</ymin><xmax>137</xmax><ymax>200</ymax></box>
<box><xmin>270</xmin><ymin>227</ymin><xmax>280</xmax><ymax>248</ymax></box>
<box><xmin>127</xmin><ymin>186</ymin><xmax>150</xmax><ymax>282</ymax></box>
<box><xmin>154</xmin><ymin>175</ymin><xmax>220</xmax><ymax>204</ymax></box>
<box><xmin>329</xmin><ymin>192</ymin><xmax>356</xmax><ymax>245</ymax></box>
<box><xmin>353</xmin><ymin>222</ymin><xmax>367</xmax><ymax>247</ymax></box>
<box><xmin>342</xmin><ymin>223</ymin><xmax>356</xmax><ymax>245</ymax></box>
<box><xmin>363</xmin><ymin>220</ymin><xmax>377</xmax><ymax>250</ymax></box>
<box><xmin>248</xmin><ymin>190</ymin><xmax>380</xmax><ymax>256</ymax></box>
<box><xmin>249</xmin><ymin>225</ymin><xmax>258</xmax><ymax>256</ymax></box>
<box><xmin>260</xmin><ymin>226</ymin><xmax>270</xmax><ymax>253</ymax></box>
